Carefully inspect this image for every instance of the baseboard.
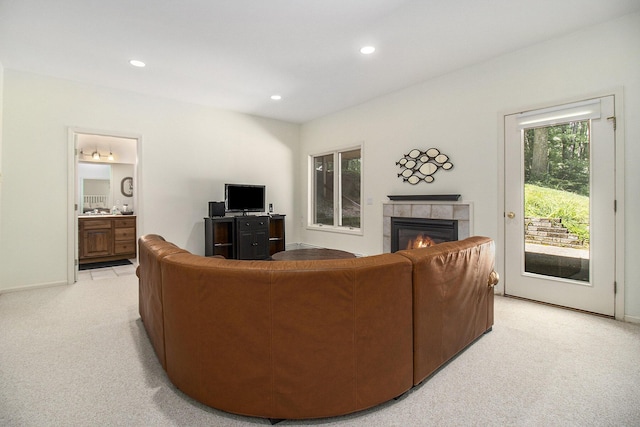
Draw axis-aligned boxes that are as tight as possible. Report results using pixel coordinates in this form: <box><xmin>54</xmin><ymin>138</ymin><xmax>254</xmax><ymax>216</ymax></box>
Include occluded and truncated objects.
<box><xmin>624</xmin><ymin>314</ymin><xmax>640</xmax><ymax>324</ymax></box>
<box><xmin>0</xmin><ymin>280</ymin><xmax>69</xmax><ymax>294</ymax></box>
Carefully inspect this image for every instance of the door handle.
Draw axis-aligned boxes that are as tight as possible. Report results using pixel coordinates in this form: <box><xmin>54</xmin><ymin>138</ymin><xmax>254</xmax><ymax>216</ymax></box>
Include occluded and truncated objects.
<box><xmin>507</xmin><ymin>212</ymin><xmax>515</xmax><ymax>219</ymax></box>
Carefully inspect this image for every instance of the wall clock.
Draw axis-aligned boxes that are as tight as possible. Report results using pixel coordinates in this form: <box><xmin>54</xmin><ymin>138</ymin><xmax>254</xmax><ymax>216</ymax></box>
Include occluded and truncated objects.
<box><xmin>121</xmin><ymin>177</ymin><xmax>133</xmax><ymax>197</ymax></box>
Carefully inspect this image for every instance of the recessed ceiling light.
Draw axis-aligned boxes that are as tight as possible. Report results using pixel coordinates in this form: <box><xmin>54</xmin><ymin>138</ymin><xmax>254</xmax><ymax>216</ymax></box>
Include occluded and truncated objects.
<box><xmin>129</xmin><ymin>59</ymin><xmax>146</xmax><ymax>68</ymax></box>
<box><xmin>270</xmin><ymin>95</ymin><xmax>282</xmax><ymax>101</ymax></box>
<box><xmin>360</xmin><ymin>46</ymin><xmax>376</xmax><ymax>55</ymax></box>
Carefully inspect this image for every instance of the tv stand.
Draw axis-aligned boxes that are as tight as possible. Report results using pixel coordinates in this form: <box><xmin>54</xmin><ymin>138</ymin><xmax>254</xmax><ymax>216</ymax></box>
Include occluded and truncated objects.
<box><xmin>204</xmin><ymin>215</ymin><xmax>285</xmax><ymax>260</ymax></box>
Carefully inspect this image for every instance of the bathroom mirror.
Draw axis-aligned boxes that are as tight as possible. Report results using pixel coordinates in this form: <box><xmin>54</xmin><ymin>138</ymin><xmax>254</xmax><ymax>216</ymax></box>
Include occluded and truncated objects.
<box><xmin>82</xmin><ymin>178</ymin><xmax>110</xmax><ymax>212</ymax></box>
<box><xmin>78</xmin><ymin>162</ymin><xmax>134</xmax><ymax>213</ymax></box>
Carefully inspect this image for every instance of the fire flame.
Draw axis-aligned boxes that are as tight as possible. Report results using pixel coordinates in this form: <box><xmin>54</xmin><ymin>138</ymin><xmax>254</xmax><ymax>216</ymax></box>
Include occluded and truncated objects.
<box><xmin>406</xmin><ymin>234</ymin><xmax>436</xmax><ymax>250</ymax></box>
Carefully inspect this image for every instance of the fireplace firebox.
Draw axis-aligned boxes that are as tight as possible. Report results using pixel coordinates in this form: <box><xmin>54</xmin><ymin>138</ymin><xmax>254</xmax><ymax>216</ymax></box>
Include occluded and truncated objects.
<box><xmin>391</xmin><ymin>217</ymin><xmax>458</xmax><ymax>252</ymax></box>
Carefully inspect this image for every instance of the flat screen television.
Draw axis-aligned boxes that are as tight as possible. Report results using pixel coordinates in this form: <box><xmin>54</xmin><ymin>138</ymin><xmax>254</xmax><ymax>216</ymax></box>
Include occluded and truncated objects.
<box><xmin>225</xmin><ymin>184</ymin><xmax>266</xmax><ymax>214</ymax></box>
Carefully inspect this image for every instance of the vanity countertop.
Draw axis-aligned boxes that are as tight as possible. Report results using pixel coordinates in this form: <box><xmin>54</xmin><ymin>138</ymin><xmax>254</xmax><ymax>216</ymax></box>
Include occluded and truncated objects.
<box><xmin>78</xmin><ymin>214</ymin><xmax>136</xmax><ymax>218</ymax></box>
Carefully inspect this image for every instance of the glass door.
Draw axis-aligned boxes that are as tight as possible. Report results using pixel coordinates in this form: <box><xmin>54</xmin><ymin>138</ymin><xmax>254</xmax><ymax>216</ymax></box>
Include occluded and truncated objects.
<box><xmin>504</xmin><ymin>96</ymin><xmax>616</xmax><ymax>316</ymax></box>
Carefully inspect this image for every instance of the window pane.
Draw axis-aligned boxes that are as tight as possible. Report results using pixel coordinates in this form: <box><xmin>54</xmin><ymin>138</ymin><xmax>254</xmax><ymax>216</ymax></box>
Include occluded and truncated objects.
<box><xmin>340</xmin><ymin>149</ymin><xmax>361</xmax><ymax>228</ymax></box>
<box><xmin>523</xmin><ymin>121</ymin><xmax>590</xmax><ymax>282</ymax></box>
<box><xmin>314</xmin><ymin>154</ymin><xmax>334</xmax><ymax>225</ymax></box>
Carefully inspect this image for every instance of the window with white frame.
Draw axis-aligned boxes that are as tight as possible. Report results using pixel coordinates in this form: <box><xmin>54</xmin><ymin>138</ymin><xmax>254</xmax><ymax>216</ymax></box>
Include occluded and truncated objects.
<box><xmin>310</xmin><ymin>146</ymin><xmax>362</xmax><ymax>231</ymax></box>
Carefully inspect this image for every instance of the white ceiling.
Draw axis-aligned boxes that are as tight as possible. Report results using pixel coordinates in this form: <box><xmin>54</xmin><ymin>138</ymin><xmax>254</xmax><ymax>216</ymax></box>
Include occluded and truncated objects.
<box><xmin>1</xmin><ymin>0</ymin><xmax>639</xmax><ymax>123</ymax></box>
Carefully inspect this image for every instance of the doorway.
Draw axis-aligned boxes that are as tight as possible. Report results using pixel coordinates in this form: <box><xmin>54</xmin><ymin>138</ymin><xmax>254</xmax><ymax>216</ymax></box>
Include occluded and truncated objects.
<box><xmin>503</xmin><ymin>96</ymin><xmax>616</xmax><ymax>316</ymax></box>
<box><xmin>67</xmin><ymin>129</ymin><xmax>141</xmax><ymax>284</ymax></box>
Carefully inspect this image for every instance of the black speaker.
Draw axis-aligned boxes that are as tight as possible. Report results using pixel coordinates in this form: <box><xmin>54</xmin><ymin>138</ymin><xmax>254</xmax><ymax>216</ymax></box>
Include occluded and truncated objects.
<box><xmin>209</xmin><ymin>201</ymin><xmax>225</xmax><ymax>217</ymax></box>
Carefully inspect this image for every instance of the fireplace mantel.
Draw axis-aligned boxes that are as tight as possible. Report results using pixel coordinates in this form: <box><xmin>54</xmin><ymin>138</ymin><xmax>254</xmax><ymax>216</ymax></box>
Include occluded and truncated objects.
<box><xmin>383</xmin><ymin>200</ymin><xmax>473</xmax><ymax>253</ymax></box>
<box><xmin>386</xmin><ymin>194</ymin><xmax>461</xmax><ymax>201</ymax></box>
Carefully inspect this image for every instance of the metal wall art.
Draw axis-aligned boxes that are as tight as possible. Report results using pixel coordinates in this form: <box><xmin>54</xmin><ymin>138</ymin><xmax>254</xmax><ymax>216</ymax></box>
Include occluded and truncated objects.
<box><xmin>396</xmin><ymin>148</ymin><xmax>453</xmax><ymax>184</ymax></box>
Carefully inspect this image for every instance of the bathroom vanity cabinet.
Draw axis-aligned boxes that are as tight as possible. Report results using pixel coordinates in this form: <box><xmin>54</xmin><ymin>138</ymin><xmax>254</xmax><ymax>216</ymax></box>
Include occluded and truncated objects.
<box><xmin>79</xmin><ymin>216</ymin><xmax>137</xmax><ymax>264</ymax></box>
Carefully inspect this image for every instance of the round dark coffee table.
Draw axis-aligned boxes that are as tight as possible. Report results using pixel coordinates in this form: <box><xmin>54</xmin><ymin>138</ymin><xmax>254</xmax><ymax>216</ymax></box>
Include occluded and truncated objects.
<box><xmin>271</xmin><ymin>248</ymin><xmax>356</xmax><ymax>261</ymax></box>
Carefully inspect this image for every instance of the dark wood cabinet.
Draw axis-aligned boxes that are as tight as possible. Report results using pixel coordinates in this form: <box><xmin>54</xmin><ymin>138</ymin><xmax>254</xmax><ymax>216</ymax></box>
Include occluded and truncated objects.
<box><xmin>268</xmin><ymin>215</ymin><xmax>286</xmax><ymax>255</ymax></box>
<box><xmin>236</xmin><ymin>216</ymin><xmax>269</xmax><ymax>260</ymax></box>
<box><xmin>205</xmin><ymin>215</ymin><xmax>285</xmax><ymax>260</ymax></box>
<box><xmin>79</xmin><ymin>216</ymin><xmax>137</xmax><ymax>264</ymax></box>
<box><xmin>81</xmin><ymin>219</ymin><xmax>112</xmax><ymax>258</ymax></box>
<box><xmin>113</xmin><ymin>218</ymin><xmax>137</xmax><ymax>256</ymax></box>
<box><xmin>204</xmin><ymin>217</ymin><xmax>235</xmax><ymax>259</ymax></box>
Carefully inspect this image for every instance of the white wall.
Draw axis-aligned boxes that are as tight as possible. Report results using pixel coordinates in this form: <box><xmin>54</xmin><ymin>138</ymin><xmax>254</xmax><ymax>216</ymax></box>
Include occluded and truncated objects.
<box><xmin>0</xmin><ymin>72</ymin><xmax>300</xmax><ymax>290</ymax></box>
<box><xmin>1</xmin><ymin>13</ymin><xmax>638</xmax><ymax>319</ymax></box>
<box><xmin>299</xmin><ymin>13</ymin><xmax>640</xmax><ymax>320</ymax></box>
<box><xmin>110</xmin><ymin>163</ymin><xmax>135</xmax><ymax>211</ymax></box>
<box><xmin>0</xmin><ymin>63</ymin><xmax>3</xmax><ymax>249</ymax></box>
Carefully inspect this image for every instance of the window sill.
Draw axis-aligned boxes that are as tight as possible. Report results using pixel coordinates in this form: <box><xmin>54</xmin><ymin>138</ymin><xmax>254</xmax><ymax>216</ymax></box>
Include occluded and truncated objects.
<box><xmin>307</xmin><ymin>224</ymin><xmax>363</xmax><ymax>236</ymax></box>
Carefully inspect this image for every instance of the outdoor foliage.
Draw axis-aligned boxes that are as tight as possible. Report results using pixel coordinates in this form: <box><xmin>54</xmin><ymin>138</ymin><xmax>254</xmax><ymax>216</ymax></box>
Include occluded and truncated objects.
<box><xmin>523</xmin><ymin>120</ymin><xmax>590</xmax><ymax>246</ymax></box>
<box><xmin>524</xmin><ymin>121</ymin><xmax>590</xmax><ymax>196</ymax></box>
<box><xmin>313</xmin><ymin>150</ymin><xmax>361</xmax><ymax>227</ymax></box>
<box><xmin>341</xmin><ymin>156</ymin><xmax>361</xmax><ymax>227</ymax></box>
<box><xmin>314</xmin><ymin>154</ymin><xmax>334</xmax><ymax>225</ymax></box>
<box><xmin>525</xmin><ymin>184</ymin><xmax>590</xmax><ymax>244</ymax></box>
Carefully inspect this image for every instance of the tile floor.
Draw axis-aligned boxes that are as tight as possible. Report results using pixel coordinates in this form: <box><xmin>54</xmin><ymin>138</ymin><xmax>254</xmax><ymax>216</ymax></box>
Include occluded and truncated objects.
<box><xmin>77</xmin><ymin>260</ymin><xmax>138</xmax><ymax>281</ymax></box>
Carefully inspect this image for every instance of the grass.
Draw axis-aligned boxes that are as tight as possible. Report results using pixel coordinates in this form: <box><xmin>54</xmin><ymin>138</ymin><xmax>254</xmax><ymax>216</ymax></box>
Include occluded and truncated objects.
<box><xmin>524</xmin><ymin>184</ymin><xmax>590</xmax><ymax>244</ymax></box>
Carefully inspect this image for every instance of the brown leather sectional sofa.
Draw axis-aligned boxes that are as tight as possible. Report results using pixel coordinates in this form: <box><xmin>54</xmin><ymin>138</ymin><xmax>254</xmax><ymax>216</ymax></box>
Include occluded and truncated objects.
<box><xmin>137</xmin><ymin>234</ymin><xmax>498</xmax><ymax>421</ymax></box>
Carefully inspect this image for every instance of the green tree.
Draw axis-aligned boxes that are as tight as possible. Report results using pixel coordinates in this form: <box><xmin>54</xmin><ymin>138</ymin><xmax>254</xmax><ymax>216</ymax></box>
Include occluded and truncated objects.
<box><xmin>524</xmin><ymin>120</ymin><xmax>590</xmax><ymax>196</ymax></box>
<box><xmin>531</xmin><ymin>127</ymin><xmax>548</xmax><ymax>181</ymax></box>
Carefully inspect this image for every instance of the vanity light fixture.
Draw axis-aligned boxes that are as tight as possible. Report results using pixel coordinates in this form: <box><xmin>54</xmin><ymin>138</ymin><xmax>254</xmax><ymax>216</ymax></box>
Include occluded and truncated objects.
<box><xmin>79</xmin><ymin>148</ymin><xmax>114</xmax><ymax>161</ymax></box>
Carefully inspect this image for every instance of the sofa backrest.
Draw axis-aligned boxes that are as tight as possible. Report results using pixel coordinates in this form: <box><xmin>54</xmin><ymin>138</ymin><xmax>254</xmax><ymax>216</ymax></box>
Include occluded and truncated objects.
<box><xmin>159</xmin><ymin>252</ymin><xmax>414</xmax><ymax>419</ymax></box>
<box><xmin>397</xmin><ymin>236</ymin><xmax>496</xmax><ymax>385</ymax></box>
<box><xmin>137</xmin><ymin>234</ymin><xmax>188</xmax><ymax>369</ymax></box>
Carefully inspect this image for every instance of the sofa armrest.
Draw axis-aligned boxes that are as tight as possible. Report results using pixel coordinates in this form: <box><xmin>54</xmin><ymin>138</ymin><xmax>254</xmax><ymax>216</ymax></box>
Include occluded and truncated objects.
<box><xmin>397</xmin><ymin>236</ymin><xmax>496</xmax><ymax>385</ymax></box>
<box><xmin>137</xmin><ymin>234</ymin><xmax>188</xmax><ymax>370</ymax></box>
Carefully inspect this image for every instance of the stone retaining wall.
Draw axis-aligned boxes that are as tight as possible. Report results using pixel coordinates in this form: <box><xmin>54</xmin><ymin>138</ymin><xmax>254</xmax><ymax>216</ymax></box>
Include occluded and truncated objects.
<box><xmin>525</xmin><ymin>217</ymin><xmax>585</xmax><ymax>248</ymax></box>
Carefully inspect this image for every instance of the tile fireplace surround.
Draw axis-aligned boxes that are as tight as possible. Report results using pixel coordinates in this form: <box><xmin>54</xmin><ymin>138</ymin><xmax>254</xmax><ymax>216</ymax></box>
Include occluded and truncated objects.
<box><xmin>383</xmin><ymin>201</ymin><xmax>472</xmax><ymax>253</ymax></box>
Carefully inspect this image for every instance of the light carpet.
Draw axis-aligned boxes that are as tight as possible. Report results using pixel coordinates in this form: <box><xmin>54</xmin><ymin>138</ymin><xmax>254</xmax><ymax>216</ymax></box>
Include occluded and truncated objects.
<box><xmin>1</xmin><ymin>276</ymin><xmax>639</xmax><ymax>426</ymax></box>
